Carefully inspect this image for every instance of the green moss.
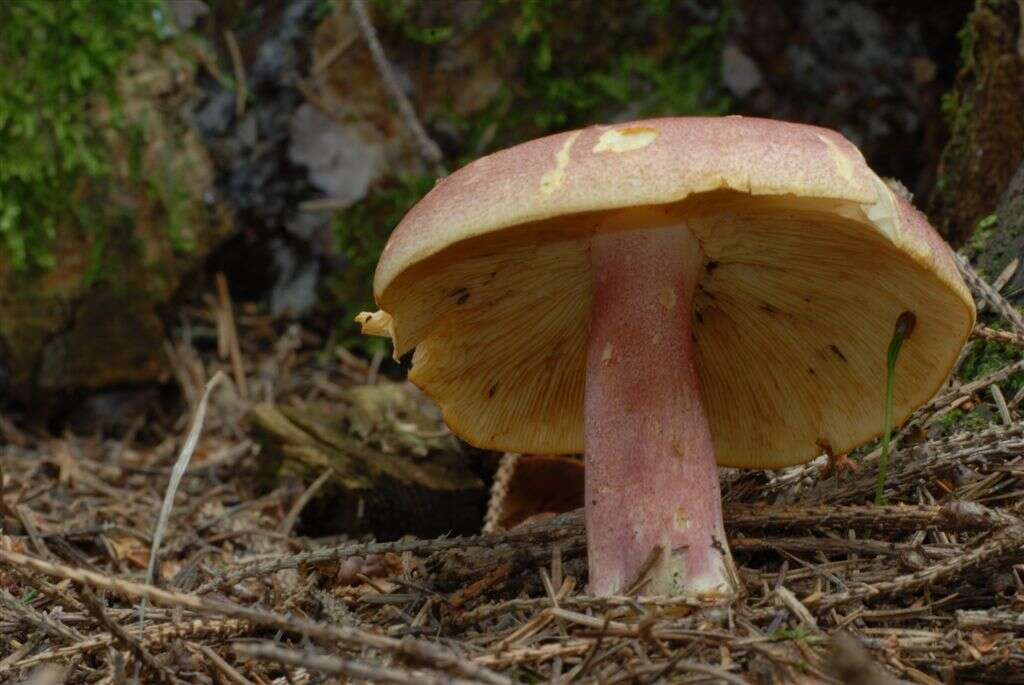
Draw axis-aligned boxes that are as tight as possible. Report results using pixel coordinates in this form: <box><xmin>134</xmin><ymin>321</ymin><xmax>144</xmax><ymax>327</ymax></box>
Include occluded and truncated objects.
<box><xmin>956</xmin><ymin>16</ymin><xmax>976</xmax><ymax>70</ymax></box>
<box><xmin>959</xmin><ymin>334</ymin><xmax>1024</xmax><ymax>393</ymax></box>
<box><xmin>935</xmin><ymin>407</ymin><xmax>993</xmax><ymax>433</ymax></box>
<box><xmin>932</xmin><ymin>330</ymin><xmax>1024</xmax><ymax>434</ymax></box>
<box><xmin>770</xmin><ymin>628</ymin><xmax>809</xmax><ymax>642</ymax></box>
<box><xmin>373</xmin><ymin>0</ymin><xmax>454</xmax><ymax>44</ymax></box>
<box><xmin>940</xmin><ymin>16</ymin><xmax>977</xmax><ymax>141</ymax></box>
<box><xmin>940</xmin><ymin>89</ymin><xmax>972</xmax><ymax>138</ymax></box>
<box><xmin>966</xmin><ymin>213</ymin><xmax>999</xmax><ymax>263</ymax></box>
<box><xmin>0</xmin><ymin>0</ymin><xmax>167</xmax><ymax>272</ymax></box>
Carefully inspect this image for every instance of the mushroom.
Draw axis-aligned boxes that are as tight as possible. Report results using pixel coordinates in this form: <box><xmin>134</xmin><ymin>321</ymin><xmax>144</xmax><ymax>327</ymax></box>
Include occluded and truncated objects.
<box><xmin>357</xmin><ymin>117</ymin><xmax>975</xmax><ymax>597</ymax></box>
<box><xmin>483</xmin><ymin>453</ymin><xmax>585</xmax><ymax>533</ymax></box>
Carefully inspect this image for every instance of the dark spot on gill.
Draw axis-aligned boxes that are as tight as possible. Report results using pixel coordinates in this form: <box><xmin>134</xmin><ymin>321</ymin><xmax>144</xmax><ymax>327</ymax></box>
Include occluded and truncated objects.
<box><xmin>705</xmin><ymin>260</ymin><xmax>719</xmax><ymax>274</ymax></box>
<box><xmin>488</xmin><ymin>382</ymin><xmax>498</xmax><ymax>398</ymax></box>
<box><xmin>697</xmin><ymin>284</ymin><xmax>715</xmax><ymax>300</ymax></box>
<box><xmin>896</xmin><ymin>310</ymin><xmax>917</xmax><ymax>339</ymax></box>
<box><xmin>761</xmin><ymin>303</ymin><xmax>778</xmax><ymax>315</ymax></box>
<box><xmin>829</xmin><ymin>344</ymin><xmax>847</xmax><ymax>362</ymax></box>
<box><xmin>456</xmin><ymin>292</ymin><xmax>470</xmax><ymax>305</ymax></box>
<box><xmin>808</xmin><ymin>367</ymin><xmax>816</xmax><ymax>376</ymax></box>
<box><xmin>695</xmin><ymin>311</ymin><xmax>704</xmax><ymax>324</ymax></box>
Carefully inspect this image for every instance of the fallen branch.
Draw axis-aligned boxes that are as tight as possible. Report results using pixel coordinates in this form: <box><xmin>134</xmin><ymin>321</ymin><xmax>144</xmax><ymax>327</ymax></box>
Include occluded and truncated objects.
<box><xmin>814</xmin><ymin>504</ymin><xmax>1024</xmax><ymax>611</ymax></box>
<box><xmin>0</xmin><ymin>549</ymin><xmax>510</xmax><ymax>685</ymax></box>
<box><xmin>235</xmin><ymin>642</ymin><xmax>480</xmax><ymax>685</ymax></box>
<box><xmin>4</xmin><ymin>619</ymin><xmax>251</xmax><ymax>673</ymax></box>
<box><xmin>957</xmin><ymin>254</ymin><xmax>1024</xmax><ymax>333</ymax></box>
<box><xmin>956</xmin><ymin>610</ymin><xmax>1024</xmax><ymax>632</ymax></box>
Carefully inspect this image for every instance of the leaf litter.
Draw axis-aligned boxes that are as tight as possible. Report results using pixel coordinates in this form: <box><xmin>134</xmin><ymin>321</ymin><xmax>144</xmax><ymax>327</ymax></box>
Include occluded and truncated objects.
<box><xmin>1</xmin><ymin>264</ymin><xmax>1023</xmax><ymax>685</ymax></box>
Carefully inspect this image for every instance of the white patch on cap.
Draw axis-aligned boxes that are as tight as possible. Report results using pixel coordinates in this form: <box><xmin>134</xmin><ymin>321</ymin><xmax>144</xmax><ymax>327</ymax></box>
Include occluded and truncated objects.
<box><xmin>601</xmin><ymin>342</ymin><xmax>614</xmax><ymax>364</ymax></box>
<box><xmin>540</xmin><ymin>130</ymin><xmax>582</xmax><ymax>195</ymax></box>
<box><xmin>674</xmin><ymin>507</ymin><xmax>690</xmax><ymax>531</ymax></box>
<box><xmin>592</xmin><ymin>126</ymin><xmax>658</xmax><ymax>154</ymax></box>
<box><xmin>816</xmin><ymin>133</ymin><xmax>854</xmax><ymax>182</ymax></box>
<box><xmin>863</xmin><ymin>175</ymin><xmax>900</xmax><ymax>243</ymax></box>
<box><xmin>658</xmin><ymin>287</ymin><xmax>677</xmax><ymax>310</ymax></box>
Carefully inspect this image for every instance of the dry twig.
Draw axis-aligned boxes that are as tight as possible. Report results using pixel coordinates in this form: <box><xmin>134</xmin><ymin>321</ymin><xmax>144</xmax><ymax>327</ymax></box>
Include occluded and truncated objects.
<box><xmin>348</xmin><ymin>0</ymin><xmax>445</xmax><ymax>171</ymax></box>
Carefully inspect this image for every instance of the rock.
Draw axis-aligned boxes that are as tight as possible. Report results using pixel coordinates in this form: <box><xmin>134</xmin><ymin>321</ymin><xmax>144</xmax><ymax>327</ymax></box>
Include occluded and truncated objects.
<box><xmin>269</xmin><ymin>240</ymin><xmax>321</xmax><ymax>318</ymax></box>
<box><xmin>930</xmin><ymin>0</ymin><xmax>1024</xmax><ymax>244</ymax></box>
<box><xmin>967</xmin><ymin>160</ymin><xmax>1024</xmax><ymax>289</ymax></box>
<box><xmin>193</xmin><ymin>0</ymin><xmax>377</xmax><ymax>319</ymax></box>
<box><xmin>0</xmin><ymin>43</ymin><xmax>232</xmax><ymax>407</ymax></box>
<box><xmin>288</xmin><ymin>103</ymin><xmax>388</xmax><ymax>208</ymax></box>
<box><xmin>722</xmin><ymin>44</ymin><xmax>763</xmax><ymax>99</ymax></box>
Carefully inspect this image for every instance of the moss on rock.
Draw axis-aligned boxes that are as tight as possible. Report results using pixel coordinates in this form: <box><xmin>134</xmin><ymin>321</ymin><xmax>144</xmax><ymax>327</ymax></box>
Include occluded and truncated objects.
<box><xmin>968</xmin><ymin>161</ymin><xmax>1024</xmax><ymax>290</ymax></box>
<box><xmin>0</xmin><ymin>15</ymin><xmax>233</xmax><ymax>403</ymax></box>
<box><xmin>929</xmin><ymin>0</ymin><xmax>1024</xmax><ymax>245</ymax></box>
<box><xmin>0</xmin><ymin>0</ymin><xmax>171</xmax><ymax>271</ymax></box>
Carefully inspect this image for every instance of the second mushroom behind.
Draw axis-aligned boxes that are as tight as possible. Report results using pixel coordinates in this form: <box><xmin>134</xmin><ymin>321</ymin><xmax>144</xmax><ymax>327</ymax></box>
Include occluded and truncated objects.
<box><xmin>358</xmin><ymin>116</ymin><xmax>975</xmax><ymax>598</ymax></box>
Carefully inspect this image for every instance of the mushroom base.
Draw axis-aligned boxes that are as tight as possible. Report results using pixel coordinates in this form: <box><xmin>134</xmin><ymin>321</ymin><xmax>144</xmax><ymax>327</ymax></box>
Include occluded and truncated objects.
<box><xmin>584</xmin><ymin>220</ymin><xmax>737</xmax><ymax>597</ymax></box>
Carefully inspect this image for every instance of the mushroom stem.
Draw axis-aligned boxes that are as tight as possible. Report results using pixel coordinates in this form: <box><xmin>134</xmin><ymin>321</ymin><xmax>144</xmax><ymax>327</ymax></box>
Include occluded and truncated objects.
<box><xmin>585</xmin><ymin>220</ymin><xmax>737</xmax><ymax>597</ymax></box>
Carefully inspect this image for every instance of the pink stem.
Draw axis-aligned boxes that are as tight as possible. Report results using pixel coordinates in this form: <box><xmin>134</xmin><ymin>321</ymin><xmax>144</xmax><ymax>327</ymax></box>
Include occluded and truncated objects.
<box><xmin>585</xmin><ymin>220</ymin><xmax>736</xmax><ymax>597</ymax></box>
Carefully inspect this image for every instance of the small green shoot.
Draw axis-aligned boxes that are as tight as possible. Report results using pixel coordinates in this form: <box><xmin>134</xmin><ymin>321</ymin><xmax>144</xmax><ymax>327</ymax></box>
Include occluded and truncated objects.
<box><xmin>769</xmin><ymin>627</ymin><xmax>809</xmax><ymax>642</ymax></box>
<box><xmin>875</xmin><ymin>310</ymin><xmax>917</xmax><ymax>505</ymax></box>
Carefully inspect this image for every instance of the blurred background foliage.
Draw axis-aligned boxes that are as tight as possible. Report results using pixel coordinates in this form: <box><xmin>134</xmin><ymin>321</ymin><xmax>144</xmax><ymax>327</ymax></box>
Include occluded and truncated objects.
<box><xmin>2</xmin><ymin>0</ymin><xmax>1022</xmax><ymax>427</ymax></box>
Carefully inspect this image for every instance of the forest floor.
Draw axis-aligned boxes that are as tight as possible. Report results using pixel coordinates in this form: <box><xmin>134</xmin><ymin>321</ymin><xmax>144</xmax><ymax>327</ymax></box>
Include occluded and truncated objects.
<box><xmin>2</xmin><ymin>259</ymin><xmax>1023</xmax><ymax>685</ymax></box>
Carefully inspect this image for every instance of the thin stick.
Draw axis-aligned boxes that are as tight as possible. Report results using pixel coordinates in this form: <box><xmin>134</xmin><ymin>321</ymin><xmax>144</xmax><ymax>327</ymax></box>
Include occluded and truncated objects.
<box><xmin>78</xmin><ymin>589</ymin><xmax>181</xmax><ymax>685</ymax></box>
<box><xmin>280</xmin><ymin>469</ymin><xmax>334</xmax><ymax>537</ymax></box>
<box><xmin>234</xmin><ymin>643</ymin><xmax>480</xmax><ymax>685</ymax></box>
<box><xmin>956</xmin><ymin>610</ymin><xmax>1024</xmax><ymax>631</ymax></box>
<box><xmin>224</xmin><ymin>30</ymin><xmax>247</xmax><ymax>118</ymax></box>
<box><xmin>0</xmin><ymin>586</ymin><xmax>83</xmax><ymax>644</ymax></box>
<box><xmin>216</xmin><ymin>274</ymin><xmax>249</xmax><ymax>400</ymax></box>
<box><xmin>483</xmin><ymin>453</ymin><xmax>520</xmax><ymax>534</ymax></box>
<box><xmin>196</xmin><ymin>644</ymin><xmax>257</xmax><ymax>685</ymax></box>
<box><xmin>142</xmin><ymin>371</ymin><xmax>225</xmax><ymax>632</ymax></box>
<box><xmin>957</xmin><ymin>254</ymin><xmax>1024</xmax><ymax>333</ymax></box>
<box><xmin>974</xmin><ymin>325</ymin><xmax>1024</xmax><ymax>348</ymax></box>
<box><xmin>991</xmin><ymin>384</ymin><xmax>1012</xmax><ymax>425</ymax></box>
<box><xmin>348</xmin><ymin>0</ymin><xmax>445</xmax><ymax>171</ymax></box>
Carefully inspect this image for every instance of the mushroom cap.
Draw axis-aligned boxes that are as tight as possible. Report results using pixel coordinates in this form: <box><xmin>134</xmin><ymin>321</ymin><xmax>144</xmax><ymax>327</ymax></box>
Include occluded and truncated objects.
<box><xmin>365</xmin><ymin>116</ymin><xmax>975</xmax><ymax>469</ymax></box>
